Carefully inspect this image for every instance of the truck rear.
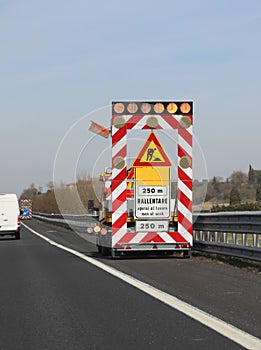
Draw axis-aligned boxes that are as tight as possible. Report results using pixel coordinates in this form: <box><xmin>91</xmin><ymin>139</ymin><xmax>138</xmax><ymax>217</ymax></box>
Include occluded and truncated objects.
<box><xmin>95</xmin><ymin>101</ymin><xmax>193</xmax><ymax>258</ymax></box>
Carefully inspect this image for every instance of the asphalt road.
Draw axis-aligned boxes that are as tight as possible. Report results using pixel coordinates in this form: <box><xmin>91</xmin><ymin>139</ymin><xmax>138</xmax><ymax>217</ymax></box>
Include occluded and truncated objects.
<box><xmin>0</xmin><ymin>219</ymin><xmax>260</xmax><ymax>350</ymax></box>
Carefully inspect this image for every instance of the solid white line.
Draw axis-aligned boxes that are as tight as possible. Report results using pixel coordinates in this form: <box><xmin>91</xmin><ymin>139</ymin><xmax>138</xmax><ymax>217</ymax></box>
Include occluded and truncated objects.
<box><xmin>22</xmin><ymin>222</ymin><xmax>261</xmax><ymax>350</ymax></box>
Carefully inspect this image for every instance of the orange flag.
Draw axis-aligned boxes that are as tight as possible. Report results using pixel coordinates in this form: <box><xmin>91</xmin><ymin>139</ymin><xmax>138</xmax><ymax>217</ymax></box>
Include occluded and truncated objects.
<box><xmin>89</xmin><ymin>121</ymin><xmax>110</xmax><ymax>138</ymax></box>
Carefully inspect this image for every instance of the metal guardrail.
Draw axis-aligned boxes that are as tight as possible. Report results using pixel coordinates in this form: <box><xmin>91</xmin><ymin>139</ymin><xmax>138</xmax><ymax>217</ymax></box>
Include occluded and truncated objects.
<box><xmin>32</xmin><ymin>212</ymin><xmax>261</xmax><ymax>261</ymax></box>
<box><xmin>33</xmin><ymin>213</ymin><xmax>98</xmax><ymax>233</ymax></box>
<box><xmin>193</xmin><ymin>211</ymin><xmax>261</xmax><ymax>261</ymax></box>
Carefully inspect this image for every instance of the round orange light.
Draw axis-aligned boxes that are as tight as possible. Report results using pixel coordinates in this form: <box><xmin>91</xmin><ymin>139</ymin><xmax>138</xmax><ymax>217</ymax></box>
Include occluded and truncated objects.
<box><xmin>114</xmin><ymin>102</ymin><xmax>125</xmax><ymax>114</ymax></box>
<box><xmin>141</xmin><ymin>103</ymin><xmax>151</xmax><ymax>113</ymax></box>
<box><xmin>153</xmin><ymin>103</ymin><xmax>164</xmax><ymax>113</ymax></box>
<box><xmin>127</xmin><ymin>102</ymin><xmax>138</xmax><ymax>114</ymax></box>
<box><xmin>100</xmin><ymin>227</ymin><xmax>108</xmax><ymax>235</ymax></box>
<box><xmin>167</xmin><ymin>102</ymin><xmax>178</xmax><ymax>114</ymax></box>
<box><xmin>180</xmin><ymin>102</ymin><xmax>191</xmax><ymax>114</ymax></box>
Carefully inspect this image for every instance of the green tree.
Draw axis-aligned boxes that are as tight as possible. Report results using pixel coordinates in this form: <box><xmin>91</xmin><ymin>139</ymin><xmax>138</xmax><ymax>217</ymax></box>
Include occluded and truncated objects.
<box><xmin>212</xmin><ymin>176</ymin><xmax>221</xmax><ymax>193</ymax></box>
<box><xmin>229</xmin><ymin>186</ymin><xmax>241</xmax><ymax>205</ymax></box>
<box><xmin>46</xmin><ymin>181</ymin><xmax>54</xmax><ymax>192</ymax></box>
<box><xmin>230</xmin><ymin>171</ymin><xmax>247</xmax><ymax>187</ymax></box>
<box><xmin>20</xmin><ymin>183</ymin><xmax>38</xmax><ymax>200</ymax></box>
<box><xmin>255</xmin><ymin>170</ymin><xmax>261</xmax><ymax>185</ymax></box>
<box><xmin>256</xmin><ymin>185</ymin><xmax>261</xmax><ymax>202</ymax></box>
<box><xmin>248</xmin><ymin>164</ymin><xmax>256</xmax><ymax>186</ymax></box>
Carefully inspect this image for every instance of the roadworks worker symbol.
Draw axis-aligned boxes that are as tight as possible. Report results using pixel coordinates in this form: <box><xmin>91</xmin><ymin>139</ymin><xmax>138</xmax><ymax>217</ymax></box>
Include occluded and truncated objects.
<box><xmin>133</xmin><ymin>132</ymin><xmax>172</xmax><ymax>167</ymax></box>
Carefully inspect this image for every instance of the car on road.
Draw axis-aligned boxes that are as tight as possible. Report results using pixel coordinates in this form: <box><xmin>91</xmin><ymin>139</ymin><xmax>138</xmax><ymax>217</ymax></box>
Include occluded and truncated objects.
<box><xmin>0</xmin><ymin>193</ymin><xmax>21</xmax><ymax>239</ymax></box>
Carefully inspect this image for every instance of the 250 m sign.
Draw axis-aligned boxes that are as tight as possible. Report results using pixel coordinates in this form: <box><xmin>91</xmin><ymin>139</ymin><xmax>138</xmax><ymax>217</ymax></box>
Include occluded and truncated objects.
<box><xmin>136</xmin><ymin>220</ymin><xmax>169</xmax><ymax>232</ymax></box>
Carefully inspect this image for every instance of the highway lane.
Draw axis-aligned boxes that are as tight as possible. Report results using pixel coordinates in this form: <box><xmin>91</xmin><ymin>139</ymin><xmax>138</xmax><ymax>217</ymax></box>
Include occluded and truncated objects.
<box><xmin>0</xmin><ymin>221</ymin><xmax>259</xmax><ymax>350</ymax></box>
<box><xmin>25</xmin><ymin>218</ymin><xmax>261</xmax><ymax>340</ymax></box>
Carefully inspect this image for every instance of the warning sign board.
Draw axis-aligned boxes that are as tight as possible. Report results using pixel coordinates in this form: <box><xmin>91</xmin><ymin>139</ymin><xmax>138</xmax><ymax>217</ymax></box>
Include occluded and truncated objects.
<box><xmin>135</xmin><ymin>184</ymin><xmax>170</xmax><ymax>219</ymax></box>
<box><xmin>134</xmin><ymin>168</ymin><xmax>171</xmax><ymax>219</ymax></box>
<box><xmin>132</xmin><ymin>132</ymin><xmax>172</xmax><ymax>167</ymax></box>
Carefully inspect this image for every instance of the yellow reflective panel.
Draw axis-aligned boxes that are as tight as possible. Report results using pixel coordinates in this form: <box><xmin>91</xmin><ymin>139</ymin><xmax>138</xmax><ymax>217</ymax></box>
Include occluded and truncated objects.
<box><xmin>127</xmin><ymin>102</ymin><xmax>138</xmax><ymax>113</ymax></box>
<box><xmin>114</xmin><ymin>102</ymin><xmax>125</xmax><ymax>114</ymax></box>
<box><xmin>167</xmin><ymin>102</ymin><xmax>178</xmax><ymax>114</ymax></box>
<box><xmin>153</xmin><ymin>103</ymin><xmax>164</xmax><ymax>113</ymax></box>
<box><xmin>180</xmin><ymin>102</ymin><xmax>191</xmax><ymax>114</ymax></box>
<box><xmin>135</xmin><ymin>167</ymin><xmax>170</xmax><ymax>186</ymax></box>
<box><xmin>141</xmin><ymin>103</ymin><xmax>151</xmax><ymax>113</ymax></box>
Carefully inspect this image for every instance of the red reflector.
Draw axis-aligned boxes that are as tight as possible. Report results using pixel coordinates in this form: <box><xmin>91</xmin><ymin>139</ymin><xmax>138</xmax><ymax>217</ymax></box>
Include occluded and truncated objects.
<box><xmin>153</xmin><ymin>244</ymin><xmax>158</xmax><ymax>249</ymax></box>
<box><xmin>181</xmin><ymin>243</ymin><xmax>188</xmax><ymax>248</ymax></box>
<box><xmin>126</xmin><ymin>245</ymin><xmax>131</xmax><ymax>250</ymax></box>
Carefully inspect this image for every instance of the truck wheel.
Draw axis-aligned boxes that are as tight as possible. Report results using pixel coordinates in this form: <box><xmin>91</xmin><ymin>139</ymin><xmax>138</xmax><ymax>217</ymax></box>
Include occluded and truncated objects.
<box><xmin>15</xmin><ymin>232</ymin><xmax>20</xmax><ymax>240</ymax></box>
<box><xmin>111</xmin><ymin>249</ymin><xmax>118</xmax><ymax>259</ymax></box>
<box><xmin>101</xmin><ymin>246</ymin><xmax>110</xmax><ymax>256</ymax></box>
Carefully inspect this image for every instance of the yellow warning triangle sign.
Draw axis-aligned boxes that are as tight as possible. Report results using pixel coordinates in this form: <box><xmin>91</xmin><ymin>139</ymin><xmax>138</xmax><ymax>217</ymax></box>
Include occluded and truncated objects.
<box><xmin>133</xmin><ymin>132</ymin><xmax>172</xmax><ymax>167</ymax></box>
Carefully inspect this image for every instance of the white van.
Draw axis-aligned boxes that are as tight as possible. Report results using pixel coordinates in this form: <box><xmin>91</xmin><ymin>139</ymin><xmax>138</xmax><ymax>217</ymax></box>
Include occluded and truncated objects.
<box><xmin>0</xmin><ymin>194</ymin><xmax>21</xmax><ymax>239</ymax></box>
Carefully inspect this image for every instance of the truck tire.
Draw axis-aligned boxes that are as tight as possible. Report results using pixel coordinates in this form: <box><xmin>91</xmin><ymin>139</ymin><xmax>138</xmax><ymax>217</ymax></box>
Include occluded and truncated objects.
<box><xmin>111</xmin><ymin>249</ymin><xmax>119</xmax><ymax>259</ymax></box>
<box><xmin>101</xmin><ymin>246</ymin><xmax>110</xmax><ymax>256</ymax></box>
<box><xmin>15</xmin><ymin>231</ymin><xmax>20</xmax><ymax>240</ymax></box>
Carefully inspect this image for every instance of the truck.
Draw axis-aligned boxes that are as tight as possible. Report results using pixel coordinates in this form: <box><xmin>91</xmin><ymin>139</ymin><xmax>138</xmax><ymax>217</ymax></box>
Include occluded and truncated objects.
<box><xmin>19</xmin><ymin>199</ymin><xmax>32</xmax><ymax>219</ymax></box>
<box><xmin>91</xmin><ymin>101</ymin><xmax>193</xmax><ymax>258</ymax></box>
<box><xmin>0</xmin><ymin>194</ymin><xmax>21</xmax><ymax>240</ymax></box>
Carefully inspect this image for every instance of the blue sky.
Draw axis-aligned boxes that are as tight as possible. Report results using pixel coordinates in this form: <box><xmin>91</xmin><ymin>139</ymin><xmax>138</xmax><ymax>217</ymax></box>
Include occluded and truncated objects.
<box><xmin>1</xmin><ymin>0</ymin><xmax>261</xmax><ymax>196</ymax></box>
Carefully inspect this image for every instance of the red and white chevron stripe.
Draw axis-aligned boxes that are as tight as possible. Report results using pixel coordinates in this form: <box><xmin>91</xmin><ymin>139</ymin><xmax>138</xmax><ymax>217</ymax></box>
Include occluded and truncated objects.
<box><xmin>111</xmin><ymin>112</ymin><xmax>193</xmax><ymax>249</ymax></box>
<box><xmin>111</xmin><ymin>117</ymin><xmax>127</xmax><ymax>247</ymax></box>
<box><xmin>178</xmin><ymin>124</ymin><xmax>193</xmax><ymax>245</ymax></box>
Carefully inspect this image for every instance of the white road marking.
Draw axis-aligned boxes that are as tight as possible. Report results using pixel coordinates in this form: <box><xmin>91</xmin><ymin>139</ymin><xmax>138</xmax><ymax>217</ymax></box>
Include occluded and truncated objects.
<box><xmin>22</xmin><ymin>222</ymin><xmax>261</xmax><ymax>350</ymax></box>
